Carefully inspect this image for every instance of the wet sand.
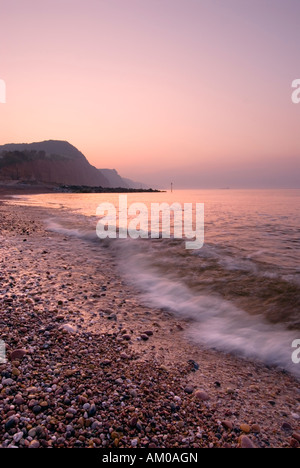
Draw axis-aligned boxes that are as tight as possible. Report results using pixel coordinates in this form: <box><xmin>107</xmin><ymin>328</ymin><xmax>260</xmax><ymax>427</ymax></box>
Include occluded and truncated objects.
<box><xmin>0</xmin><ymin>198</ymin><xmax>300</xmax><ymax>448</ymax></box>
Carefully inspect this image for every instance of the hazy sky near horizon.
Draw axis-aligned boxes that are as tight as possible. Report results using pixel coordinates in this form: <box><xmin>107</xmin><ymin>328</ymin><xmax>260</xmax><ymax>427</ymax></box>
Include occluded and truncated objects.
<box><xmin>0</xmin><ymin>0</ymin><xmax>299</xmax><ymax>188</ymax></box>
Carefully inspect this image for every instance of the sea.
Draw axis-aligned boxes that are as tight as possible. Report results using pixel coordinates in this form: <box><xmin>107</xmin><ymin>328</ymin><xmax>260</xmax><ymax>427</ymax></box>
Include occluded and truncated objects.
<box><xmin>10</xmin><ymin>189</ymin><xmax>300</xmax><ymax>377</ymax></box>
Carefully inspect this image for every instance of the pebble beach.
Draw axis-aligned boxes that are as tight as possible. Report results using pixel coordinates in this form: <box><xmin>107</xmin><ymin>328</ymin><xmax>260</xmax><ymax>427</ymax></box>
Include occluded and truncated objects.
<box><xmin>0</xmin><ymin>197</ymin><xmax>300</xmax><ymax>449</ymax></box>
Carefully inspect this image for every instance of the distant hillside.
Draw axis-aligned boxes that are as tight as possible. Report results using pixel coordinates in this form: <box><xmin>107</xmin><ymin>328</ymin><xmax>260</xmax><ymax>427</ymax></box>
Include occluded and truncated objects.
<box><xmin>0</xmin><ymin>141</ymin><xmax>109</xmax><ymax>187</ymax></box>
<box><xmin>122</xmin><ymin>177</ymin><xmax>150</xmax><ymax>190</ymax></box>
<box><xmin>99</xmin><ymin>169</ymin><xmax>129</xmax><ymax>188</ymax></box>
<box><xmin>99</xmin><ymin>168</ymin><xmax>150</xmax><ymax>189</ymax></box>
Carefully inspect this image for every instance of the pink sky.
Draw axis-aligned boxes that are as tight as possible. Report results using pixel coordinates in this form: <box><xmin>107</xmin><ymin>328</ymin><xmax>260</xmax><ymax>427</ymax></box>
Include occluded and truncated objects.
<box><xmin>0</xmin><ymin>0</ymin><xmax>299</xmax><ymax>187</ymax></box>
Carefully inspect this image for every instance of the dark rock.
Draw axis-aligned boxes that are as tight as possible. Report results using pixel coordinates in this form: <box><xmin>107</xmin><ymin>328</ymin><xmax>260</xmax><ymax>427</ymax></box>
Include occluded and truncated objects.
<box><xmin>122</xmin><ymin>335</ymin><xmax>131</xmax><ymax>341</ymax></box>
<box><xmin>5</xmin><ymin>417</ymin><xmax>18</xmax><ymax>431</ymax></box>
<box><xmin>10</xmin><ymin>349</ymin><xmax>27</xmax><ymax>361</ymax></box>
<box><xmin>188</xmin><ymin>360</ymin><xmax>199</xmax><ymax>371</ymax></box>
<box><xmin>130</xmin><ymin>417</ymin><xmax>138</xmax><ymax>428</ymax></box>
<box><xmin>281</xmin><ymin>422</ymin><xmax>293</xmax><ymax>432</ymax></box>
<box><xmin>108</xmin><ymin>314</ymin><xmax>117</xmax><ymax>321</ymax></box>
<box><xmin>88</xmin><ymin>404</ymin><xmax>96</xmax><ymax>417</ymax></box>
<box><xmin>184</xmin><ymin>386</ymin><xmax>194</xmax><ymax>394</ymax></box>
<box><xmin>32</xmin><ymin>405</ymin><xmax>42</xmax><ymax>414</ymax></box>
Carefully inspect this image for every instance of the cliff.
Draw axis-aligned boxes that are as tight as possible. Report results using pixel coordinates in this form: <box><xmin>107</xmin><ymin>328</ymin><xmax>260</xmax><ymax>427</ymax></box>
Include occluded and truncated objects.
<box><xmin>0</xmin><ymin>140</ymin><xmax>110</xmax><ymax>187</ymax></box>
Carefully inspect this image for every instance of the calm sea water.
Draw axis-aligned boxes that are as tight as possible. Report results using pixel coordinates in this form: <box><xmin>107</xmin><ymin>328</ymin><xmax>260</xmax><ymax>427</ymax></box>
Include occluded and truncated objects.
<box><xmin>11</xmin><ymin>189</ymin><xmax>300</xmax><ymax>376</ymax></box>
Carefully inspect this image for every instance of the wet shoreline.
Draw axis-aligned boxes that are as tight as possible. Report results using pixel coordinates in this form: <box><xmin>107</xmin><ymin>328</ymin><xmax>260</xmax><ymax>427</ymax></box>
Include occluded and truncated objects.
<box><xmin>0</xmin><ymin>200</ymin><xmax>300</xmax><ymax>448</ymax></box>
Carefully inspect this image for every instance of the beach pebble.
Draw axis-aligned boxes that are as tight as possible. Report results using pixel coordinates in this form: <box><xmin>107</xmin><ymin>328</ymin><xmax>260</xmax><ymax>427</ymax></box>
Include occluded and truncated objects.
<box><xmin>2</xmin><ymin>378</ymin><xmax>14</xmax><ymax>386</ymax></box>
<box><xmin>78</xmin><ymin>417</ymin><xmax>85</xmax><ymax>427</ymax></box>
<box><xmin>251</xmin><ymin>424</ymin><xmax>261</xmax><ymax>433</ymax></box>
<box><xmin>108</xmin><ymin>314</ymin><xmax>117</xmax><ymax>320</ymax></box>
<box><xmin>14</xmin><ymin>395</ymin><xmax>25</xmax><ymax>406</ymax></box>
<box><xmin>239</xmin><ymin>436</ymin><xmax>256</xmax><ymax>449</ymax></box>
<box><xmin>184</xmin><ymin>386</ymin><xmax>194</xmax><ymax>394</ymax></box>
<box><xmin>13</xmin><ymin>432</ymin><xmax>24</xmax><ymax>443</ymax></box>
<box><xmin>28</xmin><ymin>440</ymin><xmax>40</xmax><ymax>449</ymax></box>
<box><xmin>88</xmin><ymin>404</ymin><xmax>97</xmax><ymax>416</ymax></box>
<box><xmin>292</xmin><ymin>433</ymin><xmax>300</xmax><ymax>442</ymax></box>
<box><xmin>240</xmin><ymin>424</ymin><xmax>251</xmax><ymax>434</ymax></box>
<box><xmin>194</xmin><ymin>390</ymin><xmax>210</xmax><ymax>401</ymax></box>
<box><xmin>120</xmin><ymin>352</ymin><xmax>130</xmax><ymax>359</ymax></box>
<box><xmin>281</xmin><ymin>422</ymin><xmax>292</xmax><ymax>431</ymax></box>
<box><xmin>28</xmin><ymin>428</ymin><xmax>37</xmax><ymax>438</ymax></box>
<box><xmin>33</xmin><ymin>405</ymin><xmax>42</xmax><ymax>414</ymax></box>
<box><xmin>140</xmin><ymin>334</ymin><xmax>149</xmax><ymax>341</ymax></box>
<box><xmin>122</xmin><ymin>335</ymin><xmax>131</xmax><ymax>341</ymax></box>
<box><xmin>290</xmin><ymin>438</ymin><xmax>299</xmax><ymax>448</ymax></box>
<box><xmin>5</xmin><ymin>417</ymin><xmax>18</xmax><ymax>431</ymax></box>
<box><xmin>10</xmin><ymin>349</ymin><xmax>27</xmax><ymax>361</ymax></box>
<box><xmin>61</xmin><ymin>323</ymin><xmax>77</xmax><ymax>333</ymax></box>
<box><xmin>131</xmin><ymin>439</ymin><xmax>138</xmax><ymax>447</ymax></box>
<box><xmin>222</xmin><ymin>420</ymin><xmax>233</xmax><ymax>431</ymax></box>
<box><xmin>102</xmin><ymin>359</ymin><xmax>111</xmax><ymax>366</ymax></box>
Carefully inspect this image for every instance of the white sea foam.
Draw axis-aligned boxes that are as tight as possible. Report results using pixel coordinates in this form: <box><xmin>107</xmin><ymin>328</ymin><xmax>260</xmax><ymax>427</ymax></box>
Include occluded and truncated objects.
<box><xmin>45</xmin><ymin>218</ymin><xmax>97</xmax><ymax>242</ymax></box>
<box><xmin>46</xmin><ymin>217</ymin><xmax>300</xmax><ymax>378</ymax></box>
<box><xmin>115</xmin><ymin>240</ymin><xmax>300</xmax><ymax>378</ymax></box>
